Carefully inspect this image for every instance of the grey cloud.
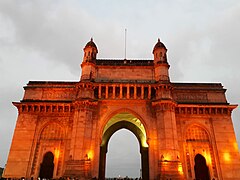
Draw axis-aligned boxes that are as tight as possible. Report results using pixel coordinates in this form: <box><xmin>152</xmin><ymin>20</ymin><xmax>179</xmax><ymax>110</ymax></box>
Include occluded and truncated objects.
<box><xmin>0</xmin><ymin>1</ymin><xmax>124</xmax><ymax>75</ymax></box>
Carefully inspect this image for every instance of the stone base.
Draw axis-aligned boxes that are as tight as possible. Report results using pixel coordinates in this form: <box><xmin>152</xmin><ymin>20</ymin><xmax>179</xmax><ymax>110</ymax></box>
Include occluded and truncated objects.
<box><xmin>64</xmin><ymin>160</ymin><xmax>92</xmax><ymax>179</ymax></box>
<box><xmin>158</xmin><ymin>161</ymin><xmax>185</xmax><ymax>180</ymax></box>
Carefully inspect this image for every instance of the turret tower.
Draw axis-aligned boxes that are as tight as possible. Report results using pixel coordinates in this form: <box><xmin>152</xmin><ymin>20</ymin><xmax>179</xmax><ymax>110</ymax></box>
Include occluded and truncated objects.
<box><xmin>80</xmin><ymin>38</ymin><xmax>98</xmax><ymax>81</ymax></box>
<box><xmin>153</xmin><ymin>38</ymin><xmax>170</xmax><ymax>82</ymax></box>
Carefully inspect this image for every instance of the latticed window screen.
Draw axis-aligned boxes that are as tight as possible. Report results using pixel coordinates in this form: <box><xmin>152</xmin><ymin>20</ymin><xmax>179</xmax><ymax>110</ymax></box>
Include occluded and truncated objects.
<box><xmin>40</xmin><ymin>123</ymin><xmax>64</xmax><ymax>140</ymax></box>
<box><xmin>186</xmin><ymin>125</ymin><xmax>209</xmax><ymax>141</ymax></box>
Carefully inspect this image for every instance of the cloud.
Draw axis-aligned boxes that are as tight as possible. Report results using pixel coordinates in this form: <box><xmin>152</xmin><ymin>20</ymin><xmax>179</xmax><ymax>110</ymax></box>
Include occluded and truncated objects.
<box><xmin>0</xmin><ymin>1</ymin><xmax>125</xmax><ymax>75</ymax></box>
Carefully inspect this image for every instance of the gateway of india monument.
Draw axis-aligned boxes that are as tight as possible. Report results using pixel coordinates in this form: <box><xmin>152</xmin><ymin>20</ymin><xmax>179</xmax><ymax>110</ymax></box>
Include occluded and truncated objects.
<box><xmin>3</xmin><ymin>38</ymin><xmax>240</xmax><ymax>180</ymax></box>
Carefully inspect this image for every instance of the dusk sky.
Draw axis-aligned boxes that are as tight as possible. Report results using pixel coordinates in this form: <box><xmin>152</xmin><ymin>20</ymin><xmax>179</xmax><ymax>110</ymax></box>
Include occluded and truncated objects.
<box><xmin>0</xmin><ymin>0</ymin><xmax>240</xmax><ymax>177</ymax></box>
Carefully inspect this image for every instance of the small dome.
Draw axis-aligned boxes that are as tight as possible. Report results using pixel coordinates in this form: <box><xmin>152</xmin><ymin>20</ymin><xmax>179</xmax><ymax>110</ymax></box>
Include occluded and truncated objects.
<box><xmin>84</xmin><ymin>38</ymin><xmax>98</xmax><ymax>51</ymax></box>
<box><xmin>153</xmin><ymin>38</ymin><xmax>167</xmax><ymax>53</ymax></box>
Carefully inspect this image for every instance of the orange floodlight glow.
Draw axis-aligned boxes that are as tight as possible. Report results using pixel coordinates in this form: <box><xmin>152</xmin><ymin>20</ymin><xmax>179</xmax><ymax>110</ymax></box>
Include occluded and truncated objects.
<box><xmin>54</xmin><ymin>149</ymin><xmax>60</xmax><ymax>159</ymax></box>
<box><xmin>205</xmin><ymin>154</ymin><xmax>212</xmax><ymax>165</ymax></box>
<box><xmin>161</xmin><ymin>154</ymin><xmax>170</xmax><ymax>161</ymax></box>
<box><xmin>233</xmin><ymin>142</ymin><xmax>238</xmax><ymax>151</ymax></box>
<box><xmin>223</xmin><ymin>152</ymin><xmax>231</xmax><ymax>162</ymax></box>
<box><xmin>178</xmin><ymin>164</ymin><xmax>183</xmax><ymax>174</ymax></box>
<box><xmin>87</xmin><ymin>151</ymin><xmax>93</xmax><ymax>160</ymax></box>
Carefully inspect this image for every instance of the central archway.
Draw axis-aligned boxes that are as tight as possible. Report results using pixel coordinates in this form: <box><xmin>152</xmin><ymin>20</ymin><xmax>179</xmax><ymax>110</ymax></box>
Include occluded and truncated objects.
<box><xmin>106</xmin><ymin>129</ymin><xmax>141</xmax><ymax>178</ymax></box>
<box><xmin>98</xmin><ymin>112</ymin><xmax>149</xmax><ymax>180</ymax></box>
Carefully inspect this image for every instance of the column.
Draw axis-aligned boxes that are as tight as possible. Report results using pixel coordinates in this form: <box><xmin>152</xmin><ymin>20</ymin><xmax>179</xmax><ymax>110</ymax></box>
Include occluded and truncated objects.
<box><xmin>99</xmin><ymin>84</ymin><xmax>101</xmax><ymax>99</ymax></box>
<box><xmin>113</xmin><ymin>85</ymin><xmax>115</xmax><ymax>99</ymax></box>
<box><xmin>120</xmin><ymin>84</ymin><xmax>123</xmax><ymax>99</ymax></box>
<box><xmin>141</xmin><ymin>85</ymin><xmax>144</xmax><ymax>99</ymax></box>
<box><xmin>154</xmin><ymin>101</ymin><xmax>182</xmax><ymax>179</ymax></box>
<box><xmin>106</xmin><ymin>85</ymin><xmax>108</xmax><ymax>99</ymax></box>
<box><xmin>148</xmin><ymin>85</ymin><xmax>151</xmax><ymax>99</ymax></box>
<box><xmin>127</xmin><ymin>84</ymin><xmax>130</xmax><ymax>99</ymax></box>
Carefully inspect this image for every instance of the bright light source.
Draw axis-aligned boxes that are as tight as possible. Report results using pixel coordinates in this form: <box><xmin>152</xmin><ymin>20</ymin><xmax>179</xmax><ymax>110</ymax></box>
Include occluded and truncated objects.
<box><xmin>88</xmin><ymin>151</ymin><xmax>93</xmax><ymax>160</ymax></box>
<box><xmin>178</xmin><ymin>164</ymin><xmax>183</xmax><ymax>174</ymax></box>
<box><xmin>223</xmin><ymin>152</ymin><xmax>231</xmax><ymax>162</ymax></box>
<box><xmin>54</xmin><ymin>149</ymin><xmax>60</xmax><ymax>159</ymax></box>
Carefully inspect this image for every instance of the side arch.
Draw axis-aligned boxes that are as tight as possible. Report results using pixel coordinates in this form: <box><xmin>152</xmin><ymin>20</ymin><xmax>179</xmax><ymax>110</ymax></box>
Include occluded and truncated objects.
<box><xmin>31</xmin><ymin>122</ymin><xmax>65</xmax><ymax>178</ymax></box>
<box><xmin>184</xmin><ymin>124</ymin><xmax>217</xmax><ymax>179</ymax></box>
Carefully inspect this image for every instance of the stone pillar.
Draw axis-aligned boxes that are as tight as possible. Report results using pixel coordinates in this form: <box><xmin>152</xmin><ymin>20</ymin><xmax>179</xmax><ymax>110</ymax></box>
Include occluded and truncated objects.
<box><xmin>4</xmin><ymin>106</ymin><xmax>38</xmax><ymax>179</ymax></box>
<box><xmin>120</xmin><ymin>84</ymin><xmax>123</xmax><ymax>99</ymax></box>
<box><xmin>99</xmin><ymin>84</ymin><xmax>102</xmax><ymax>99</ymax></box>
<box><xmin>98</xmin><ymin>146</ymin><xmax>107</xmax><ymax>180</ymax></box>
<box><xmin>148</xmin><ymin>85</ymin><xmax>151</xmax><ymax>99</ymax></box>
<box><xmin>113</xmin><ymin>85</ymin><xmax>115</xmax><ymax>99</ymax></box>
<box><xmin>141</xmin><ymin>147</ymin><xmax>150</xmax><ymax>180</ymax></box>
<box><xmin>106</xmin><ymin>85</ymin><xmax>108</xmax><ymax>99</ymax></box>
<box><xmin>152</xmin><ymin>83</ymin><xmax>184</xmax><ymax>179</ymax></box>
<box><xmin>141</xmin><ymin>85</ymin><xmax>144</xmax><ymax>99</ymax></box>
<box><xmin>153</xmin><ymin>100</ymin><xmax>183</xmax><ymax>179</ymax></box>
<box><xmin>65</xmin><ymin>100</ymin><xmax>97</xmax><ymax>178</ymax></box>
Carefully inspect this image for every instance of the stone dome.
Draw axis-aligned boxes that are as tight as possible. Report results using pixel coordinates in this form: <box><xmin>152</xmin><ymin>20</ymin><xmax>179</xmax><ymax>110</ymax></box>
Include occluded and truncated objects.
<box><xmin>84</xmin><ymin>38</ymin><xmax>98</xmax><ymax>52</ymax></box>
<box><xmin>152</xmin><ymin>38</ymin><xmax>167</xmax><ymax>53</ymax></box>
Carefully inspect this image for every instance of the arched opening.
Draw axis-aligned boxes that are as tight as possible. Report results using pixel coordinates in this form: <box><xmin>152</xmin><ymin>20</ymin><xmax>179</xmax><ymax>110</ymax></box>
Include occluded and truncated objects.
<box><xmin>106</xmin><ymin>129</ymin><xmax>141</xmax><ymax>178</ymax></box>
<box><xmin>194</xmin><ymin>154</ymin><xmax>210</xmax><ymax>180</ymax></box>
<box><xmin>99</xmin><ymin>112</ymin><xmax>149</xmax><ymax>180</ymax></box>
<box><xmin>39</xmin><ymin>151</ymin><xmax>54</xmax><ymax>179</ymax></box>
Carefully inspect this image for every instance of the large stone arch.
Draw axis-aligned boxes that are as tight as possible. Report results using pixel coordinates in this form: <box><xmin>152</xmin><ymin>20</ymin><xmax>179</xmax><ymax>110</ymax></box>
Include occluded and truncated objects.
<box><xmin>100</xmin><ymin>108</ymin><xmax>149</xmax><ymax>138</ymax></box>
<box><xmin>184</xmin><ymin>124</ymin><xmax>217</xmax><ymax>179</ymax></box>
<box><xmin>98</xmin><ymin>111</ymin><xmax>149</xmax><ymax>180</ymax></box>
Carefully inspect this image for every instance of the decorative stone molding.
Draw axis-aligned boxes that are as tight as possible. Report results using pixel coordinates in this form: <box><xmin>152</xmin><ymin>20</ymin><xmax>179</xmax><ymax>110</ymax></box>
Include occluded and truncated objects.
<box><xmin>154</xmin><ymin>83</ymin><xmax>173</xmax><ymax>91</ymax></box>
<box><xmin>175</xmin><ymin>105</ymin><xmax>237</xmax><ymax>115</ymax></box>
<box><xmin>73</xmin><ymin>100</ymin><xmax>98</xmax><ymax>111</ymax></box>
<box><xmin>13</xmin><ymin>102</ymin><xmax>74</xmax><ymax>114</ymax></box>
<box><xmin>93</xmin><ymin>83</ymin><xmax>155</xmax><ymax>100</ymax></box>
<box><xmin>152</xmin><ymin>100</ymin><xmax>176</xmax><ymax>112</ymax></box>
<box><xmin>76</xmin><ymin>82</ymin><xmax>95</xmax><ymax>90</ymax></box>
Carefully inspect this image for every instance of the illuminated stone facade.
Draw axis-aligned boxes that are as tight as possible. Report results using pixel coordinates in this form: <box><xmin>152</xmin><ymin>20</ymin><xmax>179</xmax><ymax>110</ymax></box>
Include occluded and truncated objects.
<box><xmin>4</xmin><ymin>38</ymin><xmax>240</xmax><ymax>179</ymax></box>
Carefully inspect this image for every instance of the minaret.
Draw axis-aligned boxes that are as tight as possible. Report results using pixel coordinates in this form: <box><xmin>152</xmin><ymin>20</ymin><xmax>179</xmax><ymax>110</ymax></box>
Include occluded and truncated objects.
<box><xmin>153</xmin><ymin>38</ymin><xmax>170</xmax><ymax>82</ymax></box>
<box><xmin>80</xmin><ymin>38</ymin><xmax>98</xmax><ymax>81</ymax></box>
<box><xmin>152</xmin><ymin>39</ymin><xmax>183</xmax><ymax>178</ymax></box>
